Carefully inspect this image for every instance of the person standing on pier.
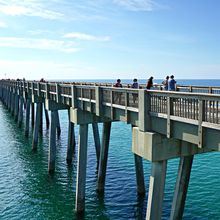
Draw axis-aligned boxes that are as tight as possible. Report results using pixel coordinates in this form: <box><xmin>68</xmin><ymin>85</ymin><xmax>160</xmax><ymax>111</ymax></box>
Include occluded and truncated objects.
<box><xmin>162</xmin><ymin>75</ymin><xmax>169</xmax><ymax>90</ymax></box>
<box><xmin>132</xmin><ymin>78</ymin><xmax>138</xmax><ymax>89</ymax></box>
<box><xmin>114</xmin><ymin>79</ymin><xmax>122</xmax><ymax>104</ymax></box>
<box><xmin>168</xmin><ymin>75</ymin><xmax>177</xmax><ymax>91</ymax></box>
<box><xmin>131</xmin><ymin>78</ymin><xmax>138</xmax><ymax>103</ymax></box>
<box><xmin>146</xmin><ymin>76</ymin><xmax>154</xmax><ymax>89</ymax></box>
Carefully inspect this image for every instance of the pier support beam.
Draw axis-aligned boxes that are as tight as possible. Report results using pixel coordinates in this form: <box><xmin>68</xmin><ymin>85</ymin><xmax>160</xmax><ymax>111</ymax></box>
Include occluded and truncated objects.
<box><xmin>31</xmin><ymin>103</ymin><xmax>35</xmax><ymax>127</ymax></box>
<box><xmin>11</xmin><ymin>93</ymin><xmax>15</xmax><ymax>115</ymax></box>
<box><xmin>48</xmin><ymin>110</ymin><xmax>58</xmax><ymax>173</ymax></box>
<box><xmin>32</xmin><ymin>103</ymin><xmax>41</xmax><ymax>151</ymax></box>
<box><xmin>39</xmin><ymin>102</ymin><xmax>43</xmax><ymax>134</ymax></box>
<box><xmin>18</xmin><ymin>96</ymin><xmax>24</xmax><ymax>127</ymax></box>
<box><xmin>97</xmin><ymin>122</ymin><xmax>112</xmax><ymax>193</ymax></box>
<box><xmin>44</xmin><ymin>102</ymin><xmax>50</xmax><ymax>129</ymax></box>
<box><xmin>134</xmin><ymin>154</ymin><xmax>145</xmax><ymax>195</ymax></box>
<box><xmin>54</xmin><ymin>110</ymin><xmax>61</xmax><ymax>138</ymax></box>
<box><xmin>92</xmin><ymin>122</ymin><xmax>101</xmax><ymax>166</ymax></box>
<box><xmin>25</xmin><ymin>99</ymin><xmax>31</xmax><ymax>137</ymax></box>
<box><xmin>66</xmin><ymin>109</ymin><xmax>76</xmax><ymax>164</ymax></box>
<box><xmin>75</xmin><ymin>124</ymin><xmax>88</xmax><ymax>213</ymax></box>
<box><xmin>146</xmin><ymin>160</ymin><xmax>167</xmax><ymax>220</ymax></box>
<box><xmin>170</xmin><ymin>155</ymin><xmax>194</xmax><ymax>220</ymax></box>
<box><xmin>14</xmin><ymin>94</ymin><xmax>19</xmax><ymax>122</ymax></box>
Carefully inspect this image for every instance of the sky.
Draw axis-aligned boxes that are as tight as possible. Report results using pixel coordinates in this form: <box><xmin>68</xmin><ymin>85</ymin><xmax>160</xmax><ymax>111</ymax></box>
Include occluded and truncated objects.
<box><xmin>0</xmin><ymin>0</ymin><xmax>220</xmax><ymax>80</ymax></box>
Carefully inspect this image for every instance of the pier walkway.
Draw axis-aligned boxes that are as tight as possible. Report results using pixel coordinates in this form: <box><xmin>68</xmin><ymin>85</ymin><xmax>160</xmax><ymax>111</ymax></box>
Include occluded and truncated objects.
<box><xmin>1</xmin><ymin>79</ymin><xmax>220</xmax><ymax>220</ymax></box>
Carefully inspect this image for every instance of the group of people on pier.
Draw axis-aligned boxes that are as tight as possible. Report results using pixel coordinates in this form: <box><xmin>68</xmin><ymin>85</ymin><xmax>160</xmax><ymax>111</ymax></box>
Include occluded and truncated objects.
<box><xmin>113</xmin><ymin>76</ymin><xmax>177</xmax><ymax>105</ymax></box>
<box><xmin>146</xmin><ymin>75</ymin><xmax>177</xmax><ymax>91</ymax></box>
<box><xmin>114</xmin><ymin>75</ymin><xmax>177</xmax><ymax>91</ymax></box>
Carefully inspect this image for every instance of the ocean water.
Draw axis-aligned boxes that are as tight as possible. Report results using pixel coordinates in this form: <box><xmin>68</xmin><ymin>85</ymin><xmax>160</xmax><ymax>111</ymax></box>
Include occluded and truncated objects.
<box><xmin>1</xmin><ymin>79</ymin><xmax>220</xmax><ymax>220</ymax></box>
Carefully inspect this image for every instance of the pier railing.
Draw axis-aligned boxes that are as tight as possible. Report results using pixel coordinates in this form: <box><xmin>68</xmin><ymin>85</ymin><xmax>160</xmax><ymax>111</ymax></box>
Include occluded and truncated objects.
<box><xmin>1</xmin><ymin>80</ymin><xmax>220</xmax><ymax>127</ymax></box>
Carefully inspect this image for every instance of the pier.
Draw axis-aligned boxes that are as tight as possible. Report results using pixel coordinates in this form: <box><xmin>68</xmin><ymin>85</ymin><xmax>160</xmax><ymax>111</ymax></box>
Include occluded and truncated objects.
<box><xmin>0</xmin><ymin>79</ymin><xmax>220</xmax><ymax>219</ymax></box>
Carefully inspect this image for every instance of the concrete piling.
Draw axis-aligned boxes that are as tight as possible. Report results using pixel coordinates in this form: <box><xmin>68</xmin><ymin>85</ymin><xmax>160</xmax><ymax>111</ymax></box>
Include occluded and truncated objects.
<box><xmin>66</xmin><ymin>109</ymin><xmax>76</xmax><ymax>164</ymax></box>
<box><xmin>11</xmin><ymin>93</ymin><xmax>15</xmax><ymax>115</ymax></box>
<box><xmin>31</xmin><ymin>103</ymin><xmax>35</xmax><ymax>127</ymax></box>
<box><xmin>170</xmin><ymin>155</ymin><xmax>194</xmax><ymax>220</ymax></box>
<box><xmin>134</xmin><ymin>154</ymin><xmax>145</xmax><ymax>195</ymax></box>
<box><xmin>14</xmin><ymin>93</ymin><xmax>19</xmax><ymax>121</ymax></box>
<box><xmin>39</xmin><ymin>102</ymin><xmax>43</xmax><ymax>134</ymax></box>
<box><xmin>18</xmin><ymin>96</ymin><xmax>24</xmax><ymax>127</ymax></box>
<box><xmin>146</xmin><ymin>160</ymin><xmax>167</xmax><ymax>220</ymax></box>
<box><xmin>97</xmin><ymin>122</ymin><xmax>112</xmax><ymax>193</ymax></box>
<box><xmin>54</xmin><ymin>110</ymin><xmax>61</xmax><ymax>138</ymax></box>
<box><xmin>44</xmin><ymin>103</ymin><xmax>50</xmax><ymax>129</ymax></box>
<box><xmin>48</xmin><ymin>110</ymin><xmax>57</xmax><ymax>173</ymax></box>
<box><xmin>92</xmin><ymin>122</ymin><xmax>101</xmax><ymax>166</ymax></box>
<box><xmin>25</xmin><ymin>99</ymin><xmax>31</xmax><ymax>137</ymax></box>
<box><xmin>75</xmin><ymin>124</ymin><xmax>88</xmax><ymax>213</ymax></box>
<box><xmin>32</xmin><ymin>102</ymin><xmax>41</xmax><ymax>151</ymax></box>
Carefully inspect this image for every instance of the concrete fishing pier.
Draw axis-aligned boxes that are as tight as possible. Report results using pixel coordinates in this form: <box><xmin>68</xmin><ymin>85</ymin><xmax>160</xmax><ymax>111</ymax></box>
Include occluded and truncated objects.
<box><xmin>0</xmin><ymin>79</ymin><xmax>220</xmax><ymax>219</ymax></box>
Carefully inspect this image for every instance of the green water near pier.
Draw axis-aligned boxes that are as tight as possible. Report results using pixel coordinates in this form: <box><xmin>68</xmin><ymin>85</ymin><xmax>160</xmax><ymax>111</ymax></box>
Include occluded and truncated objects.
<box><xmin>1</xmin><ymin>80</ymin><xmax>220</xmax><ymax>219</ymax></box>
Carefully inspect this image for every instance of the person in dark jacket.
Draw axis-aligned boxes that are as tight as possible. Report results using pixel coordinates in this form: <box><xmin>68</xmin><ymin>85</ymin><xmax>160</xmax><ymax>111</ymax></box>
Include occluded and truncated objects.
<box><xmin>146</xmin><ymin>76</ymin><xmax>154</xmax><ymax>89</ymax></box>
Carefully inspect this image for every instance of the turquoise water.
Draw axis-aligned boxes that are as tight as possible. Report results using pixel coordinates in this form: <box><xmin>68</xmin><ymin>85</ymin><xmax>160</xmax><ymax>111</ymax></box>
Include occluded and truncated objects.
<box><xmin>1</xmin><ymin>80</ymin><xmax>220</xmax><ymax>219</ymax></box>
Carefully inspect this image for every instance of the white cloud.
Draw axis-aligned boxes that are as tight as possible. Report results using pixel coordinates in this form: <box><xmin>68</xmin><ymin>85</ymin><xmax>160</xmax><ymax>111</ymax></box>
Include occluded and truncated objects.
<box><xmin>112</xmin><ymin>0</ymin><xmax>163</xmax><ymax>11</ymax></box>
<box><xmin>0</xmin><ymin>1</ymin><xmax>64</xmax><ymax>20</ymax></box>
<box><xmin>28</xmin><ymin>29</ymin><xmax>53</xmax><ymax>36</ymax></box>
<box><xmin>63</xmin><ymin>32</ymin><xmax>110</xmax><ymax>42</ymax></box>
<box><xmin>0</xmin><ymin>37</ymin><xmax>79</xmax><ymax>53</ymax></box>
<box><xmin>0</xmin><ymin>21</ymin><xmax>7</xmax><ymax>28</ymax></box>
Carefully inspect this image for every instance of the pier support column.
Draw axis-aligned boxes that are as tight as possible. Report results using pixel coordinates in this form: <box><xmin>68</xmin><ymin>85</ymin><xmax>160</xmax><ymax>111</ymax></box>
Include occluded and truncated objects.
<box><xmin>18</xmin><ymin>96</ymin><xmax>24</xmax><ymax>127</ymax></box>
<box><xmin>32</xmin><ymin>103</ymin><xmax>41</xmax><ymax>151</ymax></box>
<box><xmin>39</xmin><ymin>102</ymin><xmax>43</xmax><ymax>134</ymax></box>
<box><xmin>6</xmin><ymin>90</ymin><xmax>9</xmax><ymax>108</ymax></box>
<box><xmin>134</xmin><ymin>154</ymin><xmax>145</xmax><ymax>195</ymax></box>
<box><xmin>14</xmin><ymin>94</ymin><xmax>19</xmax><ymax>121</ymax></box>
<box><xmin>48</xmin><ymin>110</ymin><xmax>58</xmax><ymax>173</ymax></box>
<box><xmin>10</xmin><ymin>93</ymin><xmax>15</xmax><ymax>115</ymax></box>
<box><xmin>132</xmin><ymin>125</ymin><xmax>145</xmax><ymax>195</ymax></box>
<box><xmin>170</xmin><ymin>155</ymin><xmax>194</xmax><ymax>220</ymax></box>
<box><xmin>31</xmin><ymin>103</ymin><xmax>35</xmax><ymax>127</ymax></box>
<box><xmin>75</xmin><ymin>124</ymin><xmax>88</xmax><ymax>213</ymax></box>
<box><xmin>92</xmin><ymin>122</ymin><xmax>101</xmax><ymax>166</ymax></box>
<box><xmin>5</xmin><ymin>90</ymin><xmax>9</xmax><ymax>109</ymax></box>
<box><xmin>25</xmin><ymin>99</ymin><xmax>31</xmax><ymax>137</ymax></box>
<box><xmin>146</xmin><ymin>160</ymin><xmax>167</xmax><ymax>220</ymax></box>
<box><xmin>44</xmin><ymin>102</ymin><xmax>50</xmax><ymax>129</ymax></box>
<box><xmin>54</xmin><ymin>110</ymin><xmax>61</xmax><ymax>138</ymax></box>
<box><xmin>66</xmin><ymin>109</ymin><xmax>76</xmax><ymax>164</ymax></box>
<box><xmin>97</xmin><ymin>122</ymin><xmax>112</xmax><ymax>193</ymax></box>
